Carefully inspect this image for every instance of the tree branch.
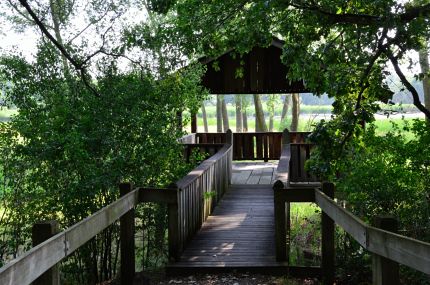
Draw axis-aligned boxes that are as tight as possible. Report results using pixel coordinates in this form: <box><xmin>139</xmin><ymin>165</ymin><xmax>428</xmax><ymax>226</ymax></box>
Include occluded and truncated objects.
<box><xmin>384</xmin><ymin>48</ymin><xmax>430</xmax><ymax>119</ymax></box>
<box><xmin>18</xmin><ymin>0</ymin><xmax>101</xmax><ymax>97</ymax></box>
<box><xmin>289</xmin><ymin>1</ymin><xmax>430</xmax><ymax>26</ymax></box>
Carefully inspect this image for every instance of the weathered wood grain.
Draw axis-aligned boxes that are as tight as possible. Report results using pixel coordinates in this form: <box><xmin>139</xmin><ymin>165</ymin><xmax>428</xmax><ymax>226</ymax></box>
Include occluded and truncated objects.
<box><xmin>315</xmin><ymin>189</ymin><xmax>367</xmax><ymax>247</ymax></box>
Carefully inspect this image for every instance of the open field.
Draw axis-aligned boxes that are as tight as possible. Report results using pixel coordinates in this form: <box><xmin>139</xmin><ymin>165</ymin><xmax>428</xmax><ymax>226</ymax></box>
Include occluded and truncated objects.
<box><xmin>189</xmin><ymin>107</ymin><xmax>425</xmax><ymax>135</ymax></box>
<box><xmin>0</xmin><ymin>106</ymin><xmax>424</xmax><ymax>136</ymax></box>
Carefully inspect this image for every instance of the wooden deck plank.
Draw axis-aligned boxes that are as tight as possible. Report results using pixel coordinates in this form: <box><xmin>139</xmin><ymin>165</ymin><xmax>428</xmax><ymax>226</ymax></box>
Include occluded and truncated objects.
<box><xmin>232</xmin><ymin>162</ymin><xmax>277</xmax><ymax>185</ymax></box>
<box><xmin>231</xmin><ymin>170</ymin><xmax>252</xmax><ymax>184</ymax></box>
<box><xmin>246</xmin><ymin>175</ymin><xmax>260</xmax><ymax>184</ymax></box>
<box><xmin>167</xmin><ymin>182</ymin><xmax>288</xmax><ymax>270</ymax></box>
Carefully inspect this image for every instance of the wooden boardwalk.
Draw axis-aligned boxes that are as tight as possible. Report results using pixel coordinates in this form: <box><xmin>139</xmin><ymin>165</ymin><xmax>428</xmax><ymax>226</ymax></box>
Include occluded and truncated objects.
<box><xmin>167</xmin><ymin>163</ymin><xmax>288</xmax><ymax>274</ymax></box>
<box><xmin>231</xmin><ymin>162</ymin><xmax>277</xmax><ymax>185</ymax></box>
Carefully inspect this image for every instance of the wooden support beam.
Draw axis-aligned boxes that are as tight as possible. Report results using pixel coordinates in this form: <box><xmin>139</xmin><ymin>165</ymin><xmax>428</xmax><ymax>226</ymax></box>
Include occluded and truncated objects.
<box><xmin>168</xmin><ymin>184</ymin><xmax>181</xmax><ymax>261</ymax></box>
<box><xmin>138</xmin><ymin>187</ymin><xmax>178</xmax><ymax>204</ymax></box>
<box><xmin>284</xmin><ymin>187</ymin><xmax>315</xmax><ymax>202</ymax></box>
<box><xmin>321</xmin><ymin>182</ymin><xmax>335</xmax><ymax>285</ymax></box>
<box><xmin>119</xmin><ymin>182</ymin><xmax>135</xmax><ymax>285</ymax></box>
<box><xmin>226</xmin><ymin>129</ymin><xmax>233</xmax><ymax>145</ymax></box>
<box><xmin>274</xmin><ymin>182</ymin><xmax>287</xmax><ymax>261</ymax></box>
<box><xmin>191</xmin><ymin>112</ymin><xmax>197</xmax><ymax>133</ymax></box>
<box><xmin>32</xmin><ymin>221</ymin><xmax>60</xmax><ymax>285</ymax></box>
<box><xmin>282</xmin><ymin>128</ymin><xmax>290</xmax><ymax>144</ymax></box>
<box><xmin>372</xmin><ymin>216</ymin><xmax>399</xmax><ymax>285</ymax></box>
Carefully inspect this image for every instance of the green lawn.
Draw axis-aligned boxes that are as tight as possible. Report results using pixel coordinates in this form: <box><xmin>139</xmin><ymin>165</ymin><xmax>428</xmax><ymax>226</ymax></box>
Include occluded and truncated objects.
<box><xmin>189</xmin><ymin>104</ymin><xmax>424</xmax><ymax>137</ymax></box>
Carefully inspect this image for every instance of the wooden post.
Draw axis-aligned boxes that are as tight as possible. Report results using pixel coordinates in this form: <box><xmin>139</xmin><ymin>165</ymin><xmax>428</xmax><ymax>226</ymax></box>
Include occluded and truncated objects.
<box><xmin>263</xmin><ymin>134</ymin><xmax>269</xmax><ymax>162</ymax></box>
<box><xmin>119</xmin><ymin>182</ymin><xmax>135</xmax><ymax>285</ymax></box>
<box><xmin>168</xmin><ymin>183</ymin><xmax>181</xmax><ymax>261</ymax></box>
<box><xmin>191</xmin><ymin>112</ymin><xmax>197</xmax><ymax>133</ymax></box>
<box><xmin>282</xmin><ymin>128</ymin><xmax>290</xmax><ymax>145</ymax></box>
<box><xmin>226</xmin><ymin>129</ymin><xmax>233</xmax><ymax>145</ymax></box>
<box><xmin>32</xmin><ymin>221</ymin><xmax>60</xmax><ymax>285</ymax></box>
<box><xmin>274</xmin><ymin>180</ymin><xmax>287</xmax><ymax>261</ymax></box>
<box><xmin>372</xmin><ymin>216</ymin><xmax>399</xmax><ymax>285</ymax></box>
<box><xmin>321</xmin><ymin>182</ymin><xmax>335</xmax><ymax>285</ymax></box>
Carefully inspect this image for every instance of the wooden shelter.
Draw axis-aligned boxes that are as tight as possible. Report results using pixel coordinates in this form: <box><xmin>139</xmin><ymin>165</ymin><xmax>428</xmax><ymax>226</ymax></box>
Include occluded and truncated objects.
<box><xmin>200</xmin><ymin>38</ymin><xmax>306</xmax><ymax>95</ymax></box>
<box><xmin>190</xmin><ymin>38</ymin><xmax>307</xmax><ymax>132</ymax></box>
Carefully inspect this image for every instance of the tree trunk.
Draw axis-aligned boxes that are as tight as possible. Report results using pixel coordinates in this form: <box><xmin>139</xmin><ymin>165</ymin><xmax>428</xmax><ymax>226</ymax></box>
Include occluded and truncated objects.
<box><xmin>419</xmin><ymin>45</ymin><xmax>430</xmax><ymax>121</ymax></box>
<box><xmin>269</xmin><ymin>116</ymin><xmax>274</xmax><ymax>131</ymax></box>
<box><xmin>49</xmin><ymin>0</ymin><xmax>70</xmax><ymax>75</ymax></box>
<box><xmin>253</xmin><ymin>94</ymin><xmax>267</xmax><ymax>132</ymax></box>
<box><xmin>201</xmin><ymin>102</ymin><xmax>208</xmax><ymax>132</ymax></box>
<box><xmin>267</xmin><ymin>95</ymin><xmax>276</xmax><ymax>132</ymax></box>
<box><xmin>281</xmin><ymin>94</ymin><xmax>291</xmax><ymax>122</ymax></box>
<box><xmin>235</xmin><ymin>96</ymin><xmax>243</xmax><ymax>132</ymax></box>
<box><xmin>242</xmin><ymin>109</ymin><xmax>248</xmax><ymax>132</ymax></box>
<box><xmin>222</xmin><ymin>96</ymin><xmax>230</xmax><ymax>131</ymax></box>
<box><xmin>290</xmin><ymin>93</ymin><xmax>300</xmax><ymax>131</ymax></box>
<box><xmin>216</xmin><ymin>96</ymin><xmax>223</xmax><ymax>132</ymax></box>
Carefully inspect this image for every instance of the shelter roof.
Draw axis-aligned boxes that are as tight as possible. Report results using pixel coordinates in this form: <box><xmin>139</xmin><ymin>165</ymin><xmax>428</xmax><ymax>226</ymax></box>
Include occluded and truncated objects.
<box><xmin>199</xmin><ymin>38</ymin><xmax>307</xmax><ymax>94</ymax></box>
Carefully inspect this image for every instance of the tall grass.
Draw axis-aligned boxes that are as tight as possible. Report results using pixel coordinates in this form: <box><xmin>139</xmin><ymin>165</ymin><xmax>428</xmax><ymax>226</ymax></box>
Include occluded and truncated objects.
<box><xmin>289</xmin><ymin>203</ymin><xmax>321</xmax><ymax>266</ymax></box>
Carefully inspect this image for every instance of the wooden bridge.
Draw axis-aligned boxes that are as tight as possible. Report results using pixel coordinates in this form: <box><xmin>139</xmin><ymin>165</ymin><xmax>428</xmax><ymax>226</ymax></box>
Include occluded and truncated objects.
<box><xmin>1</xmin><ymin>130</ymin><xmax>430</xmax><ymax>285</ymax></box>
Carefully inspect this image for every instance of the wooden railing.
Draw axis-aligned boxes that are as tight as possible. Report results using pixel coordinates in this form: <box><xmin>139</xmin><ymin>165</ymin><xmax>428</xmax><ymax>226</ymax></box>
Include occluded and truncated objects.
<box><xmin>274</xmin><ymin>129</ymin><xmax>430</xmax><ymax>284</ymax></box>
<box><xmin>169</xmin><ymin>130</ymin><xmax>232</xmax><ymax>259</ymax></box>
<box><xmin>275</xmin><ymin>129</ymin><xmax>314</xmax><ymax>185</ymax></box>
<box><xmin>182</xmin><ymin>143</ymin><xmax>224</xmax><ymax>162</ymax></box>
<box><xmin>273</xmin><ymin>183</ymin><xmax>430</xmax><ymax>285</ymax></box>
<box><xmin>0</xmin><ymin>131</ymin><xmax>233</xmax><ymax>285</ymax></box>
<box><xmin>195</xmin><ymin>131</ymin><xmax>310</xmax><ymax>161</ymax></box>
<box><xmin>178</xmin><ymin>133</ymin><xmax>196</xmax><ymax>144</ymax></box>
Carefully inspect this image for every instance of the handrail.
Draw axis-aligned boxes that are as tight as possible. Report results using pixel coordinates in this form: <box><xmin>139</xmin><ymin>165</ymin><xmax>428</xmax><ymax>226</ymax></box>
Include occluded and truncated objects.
<box><xmin>195</xmin><ymin>131</ymin><xmax>299</xmax><ymax>161</ymax></box>
<box><xmin>275</xmin><ymin>129</ymin><xmax>314</xmax><ymax>186</ymax></box>
<box><xmin>314</xmin><ymin>189</ymin><xmax>430</xmax><ymax>275</ymax></box>
<box><xmin>274</xmin><ymin>183</ymin><xmax>430</xmax><ymax>282</ymax></box>
<box><xmin>171</xmin><ymin>131</ymin><xmax>233</xmax><ymax>258</ymax></box>
<box><xmin>0</xmin><ymin>188</ymin><xmax>140</xmax><ymax>285</ymax></box>
<box><xmin>176</xmin><ymin>144</ymin><xmax>231</xmax><ymax>189</ymax></box>
<box><xmin>178</xmin><ymin>133</ymin><xmax>196</xmax><ymax>143</ymax></box>
<box><xmin>0</xmin><ymin>131</ymin><xmax>233</xmax><ymax>285</ymax></box>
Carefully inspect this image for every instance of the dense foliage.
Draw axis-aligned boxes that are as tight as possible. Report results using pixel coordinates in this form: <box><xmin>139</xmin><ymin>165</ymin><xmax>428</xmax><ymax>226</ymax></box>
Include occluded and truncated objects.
<box><xmin>307</xmin><ymin>119</ymin><xmax>430</xmax><ymax>284</ymax></box>
<box><xmin>0</xmin><ymin>42</ymin><xmax>206</xmax><ymax>282</ymax></box>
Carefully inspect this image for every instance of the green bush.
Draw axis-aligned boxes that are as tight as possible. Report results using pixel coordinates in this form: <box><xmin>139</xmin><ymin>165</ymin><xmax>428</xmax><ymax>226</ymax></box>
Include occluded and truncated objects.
<box><xmin>308</xmin><ymin>119</ymin><xmax>430</xmax><ymax>284</ymax></box>
<box><xmin>0</xmin><ymin>45</ymin><xmax>205</xmax><ymax>282</ymax></box>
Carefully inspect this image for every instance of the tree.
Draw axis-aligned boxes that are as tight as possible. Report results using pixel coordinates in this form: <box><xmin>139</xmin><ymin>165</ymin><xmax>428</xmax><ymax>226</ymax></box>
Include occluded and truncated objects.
<box><xmin>253</xmin><ymin>94</ymin><xmax>267</xmax><ymax>132</ymax></box>
<box><xmin>281</xmin><ymin>94</ymin><xmax>291</xmax><ymax>123</ymax></box>
<box><xmin>216</xmin><ymin>95</ymin><xmax>223</xmax><ymax>132</ymax></box>
<box><xmin>235</xmin><ymin>95</ymin><xmax>243</xmax><ymax>132</ymax></box>
<box><xmin>162</xmin><ymin>0</ymin><xmax>430</xmax><ymax>138</ymax></box>
<box><xmin>419</xmin><ymin>43</ymin><xmax>430</xmax><ymax>121</ymax></box>
<box><xmin>201</xmin><ymin>101</ymin><xmax>209</xmax><ymax>132</ymax></box>
<box><xmin>242</xmin><ymin>95</ymin><xmax>251</xmax><ymax>132</ymax></box>
<box><xmin>290</xmin><ymin>93</ymin><xmax>300</xmax><ymax>131</ymax></box>
<box><xmin>0</xmin><ymin>1</ymin><xmax>207</xmax><ymax>282</ymax></box>
<box><xmin>267</xmin><ymin>94</ymin><xmax>278</xmax><ymax>131</ymax></box>
<box><xmin>221</xmin><ymin>95</ymin><xmax>230</xmax><ymax>131</ymax></box>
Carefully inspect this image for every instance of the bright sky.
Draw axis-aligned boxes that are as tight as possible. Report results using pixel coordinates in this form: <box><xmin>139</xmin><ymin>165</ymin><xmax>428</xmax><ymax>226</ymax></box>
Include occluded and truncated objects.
<box><xmin>0</xmin><ymin>2</ymin><xmax>148</xmax><ymax>62</ymax></box>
